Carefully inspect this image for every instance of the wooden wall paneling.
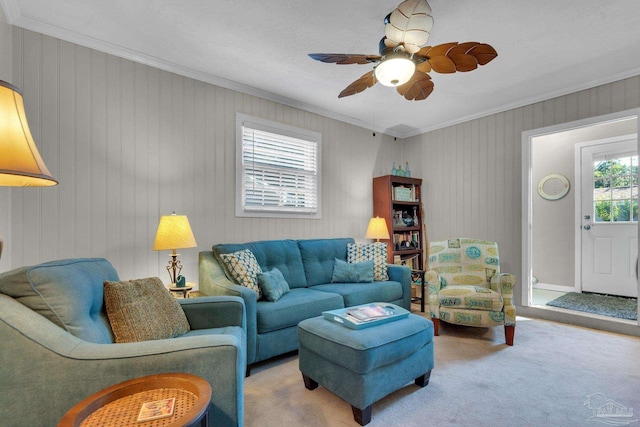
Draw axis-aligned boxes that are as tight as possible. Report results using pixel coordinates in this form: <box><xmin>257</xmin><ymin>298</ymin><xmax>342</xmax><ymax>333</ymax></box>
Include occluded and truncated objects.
<box><xmin>105</xmin><ymin>55</ymin><xmax>122</xmax><ymax>270</ymax></box>
<box><xmin>74</xmin><ymin>45</ymin><xmax>91</xmax><ymax>258</ymax></box>
<box><xmin>117</xmin><ymin>58</ymin><xmax>135</xmax><ymax>278</ymax></box>
<box><xmin>15</xmin><ymin>31</ymin><xmax>38</xmax><ymax>265</ymax></box>
<box><xmin>189</xmin><ymin>80</ymin><xmax>206</xmax><ymax>265</ymax></box>
<box><xmin>39</xmin><ymin>36</ymin><xmax>60</xmax><ymax>262</ymax></box>
<box><xmin>146</xmin><ymin>66</ymin><xmax>161</xmax><ymax>276</ymax></box>
<box><xmin>9</xmin><ymin>26</ymin><xmax>640</xmax><ymax>286</ymax></box>
<box><xmin>133</xmin><ymin>62</ymin><xmax>152</xmax><ymax>278</ymax></box>
<box><xmin>88</xmin><ymin>50</ymin><xmax>107</xmax><ymax>260</ymax></box>
<box><xmin>55</xmin><ymin>39</ymin><xmax>76</xmax><ymax>261</ymax></box>
<box><xmin>624</xmin><ymin>77</ymin><xmax>640</xmax><ymax>110</ymax></box>
<box><xmin>211</xmin><ymin>85</ymin><xmax>226</xmax><ymax>245</ymax></box>
<box><xmin>404</xmin><ymin>75</ymin><xmax>640</xmax><ymax>304</ymax></box>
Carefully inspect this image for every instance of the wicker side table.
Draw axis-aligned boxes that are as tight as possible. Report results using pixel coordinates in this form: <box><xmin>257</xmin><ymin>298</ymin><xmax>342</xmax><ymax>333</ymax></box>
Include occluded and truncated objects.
<box><xmin>58</xmin><ymin>373</ymin><xmax>211</xmax><ymax>427</ymax></box>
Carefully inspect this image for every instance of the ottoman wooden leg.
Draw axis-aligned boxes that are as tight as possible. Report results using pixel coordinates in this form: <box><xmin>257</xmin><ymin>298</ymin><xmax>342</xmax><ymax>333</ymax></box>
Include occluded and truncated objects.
<box><xmin>302</xmin><ymin>374</ymin><xmax>318</xmax><ymax>390</ymax></box>
<box><xmin>352</xmin><ymin>405</ymin><xmax>372</xmax><ymax>426</ymax></box>
<box><xmin>415</xmin><ymin>369</ymin><xmax>432</xmax><ymax>387</ymax></box>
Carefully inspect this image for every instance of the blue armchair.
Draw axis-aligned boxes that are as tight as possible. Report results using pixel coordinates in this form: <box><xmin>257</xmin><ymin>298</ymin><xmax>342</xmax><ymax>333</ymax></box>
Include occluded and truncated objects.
<box><xmin>0</xmin><ymin>258</ymin><xmax>246</xmax><ymax>427</ymax></box>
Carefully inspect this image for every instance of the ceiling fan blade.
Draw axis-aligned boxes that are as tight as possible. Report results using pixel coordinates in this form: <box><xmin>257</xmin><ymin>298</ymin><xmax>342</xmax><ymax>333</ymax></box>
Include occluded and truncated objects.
<box><xmin>468</xmin><ymin>43</ymin><xmax>498</xmax><ymax>65</ymax></box>
<box><xmin>428</xmin><ymin>55</ymin><xmax>457</xmax><ymax>73</ymax></box>
<box><xmin>416</xmin><ymin>60</ymin><xmax>432</xmax><ymax>73</ymax></box>
<box><xmin>308</xmin><ymin>53</ymin><xmax>381</xmax><ymax>65</ymax></box>
<box><xmin>338</xmin><ymin>71</ymin><xmax>377</xmax><ymax>98</ymax></box>
<box><xmin>449</xmin><ymin>54</ymin><xmax>478</xmax><ymax>72</ymax></box>
<box><xmin>385</xmin><ymin>0</ymin><xmax>434</xmax><ymax>54</ymax></box>
<box><xmin>416</xmin><ymin>42</ymin><xmax>498</xmax><ymax>73</ymax></box>
<box><xmin>396</xmin><ymin>72</ymin><xmax>434</xmax><ymax>101</ymax></box>
<box><xmin>448</xmin><ymin>42</ymin><xmax>480</xmax><ymax>55</ymax></box>
<box><xmin>416</xmin><ymin>42</ymin><xmax>457</xmax><ymax>58</ymax></box>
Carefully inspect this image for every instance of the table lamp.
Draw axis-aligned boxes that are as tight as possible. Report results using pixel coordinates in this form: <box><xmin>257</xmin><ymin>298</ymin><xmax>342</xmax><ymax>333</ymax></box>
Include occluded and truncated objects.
<box><xmin>153</xmin><ymin>212</ymin><xmax>197</xmax><ymax>286</ymax></box>
<box><xmin>365</xmin><ymin>216</ymin><xmax>390</xmax><ymax>242</ymax></box>
<box><xmin>0</xmin><ymin>80</ymin><xmax>58</xmax><ymax>260</ymax></box>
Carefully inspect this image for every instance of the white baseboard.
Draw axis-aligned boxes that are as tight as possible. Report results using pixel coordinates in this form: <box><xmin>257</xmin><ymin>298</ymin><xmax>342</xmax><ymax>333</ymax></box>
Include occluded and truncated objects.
<box><xmin>533</xmin><ymin>282</ymin><xmax>579</xmax><ymax>293</ymax></box>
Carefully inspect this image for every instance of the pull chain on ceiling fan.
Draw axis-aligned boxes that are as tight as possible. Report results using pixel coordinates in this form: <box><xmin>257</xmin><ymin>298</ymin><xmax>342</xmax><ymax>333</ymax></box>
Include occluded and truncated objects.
<box><xmin>309</xmin><ymin>0</ymin><xmax>497</xmax><ymax>101</ymax></box>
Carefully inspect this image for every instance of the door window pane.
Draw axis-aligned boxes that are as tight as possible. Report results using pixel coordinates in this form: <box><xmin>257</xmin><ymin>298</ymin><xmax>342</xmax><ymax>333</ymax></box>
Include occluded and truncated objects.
<box><xmin>593</xmin><ymin>154</ymin><xmax>638</xmax><ymax>223</ymax></box>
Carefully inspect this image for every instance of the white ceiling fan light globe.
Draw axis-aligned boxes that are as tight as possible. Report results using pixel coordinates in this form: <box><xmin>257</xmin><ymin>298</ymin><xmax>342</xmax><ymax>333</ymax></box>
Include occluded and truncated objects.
<box><xmin>374</xmin><ymin>56</ymin><xmax>416</xmax><ymax>87</ymax></box>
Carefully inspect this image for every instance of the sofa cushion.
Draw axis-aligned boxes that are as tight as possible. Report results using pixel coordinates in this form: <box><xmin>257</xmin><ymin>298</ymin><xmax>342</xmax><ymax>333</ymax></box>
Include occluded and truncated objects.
<box><xmin>331</xmin><ymin>259</ymin><xmax>374</xmax><ymax>283</ymax></box>
<box><xmin>104</xmin><ymin>277</ymin><xmax>191</xmax><ymax>343</ymax></box>
<box><xmin>311</xmin><ymin>280</ymin><xmax>403</xmax><ymax>307</ymax></box>
<box><xmin>347</xmin><ymin>242</ymin><xmax>389</xmax><ymax>281</ymax></box>
<box><xmin>257</xmin><ymin>267</ymin><xmax>290</xmax><ymax>302</ymax></box>
<box><xmin>0</xmin><ymin>258</ymin><xmax>118</xmax><ymax>344</ymax></box>
<box><xmin>298</xmin><ymin>238</ymin><xmax>355</xmax><ymax>286</ymax></box>
<box><xmin>220</xmin><ymin>249</ymin><xmax>263</xmax><ymax>298</ymax></box>
<box><xmin>214</xmin><ymin>240</ymin><xmax>307</xmax><ymax>288</ymax></box>
<box><xmin>256</xmin><ymin>288</ymin><xmax>344</xmax><ymax>333</ymax></box>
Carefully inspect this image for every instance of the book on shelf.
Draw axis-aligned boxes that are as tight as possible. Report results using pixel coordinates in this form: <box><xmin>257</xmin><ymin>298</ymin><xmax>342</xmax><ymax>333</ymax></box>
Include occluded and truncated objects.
<box><xmin>393</xmin><ymin>185</ymin><xmax>418</xmax><ymax>202</ymax></box>
<box><xmin>393</xmin><ymin>231</ymin><xmax>420</xmax><ymax>249</ymax></box>
<box><xmin>394</xmin><ymin>253</ymin><xmax>420</xmax><ymax>270</ymax></box>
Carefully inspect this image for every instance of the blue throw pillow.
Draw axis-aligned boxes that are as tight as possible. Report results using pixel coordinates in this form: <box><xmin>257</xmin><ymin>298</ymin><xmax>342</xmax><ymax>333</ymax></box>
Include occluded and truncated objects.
<box><xmin>331</xmin><ymin>258</ymin><xmax>374</xmax><ymax>283</ymax></box>
<box><xmin>257</xmin><ymin>267</ymin><xmax>290</xmax><ymax>302</ymax></box>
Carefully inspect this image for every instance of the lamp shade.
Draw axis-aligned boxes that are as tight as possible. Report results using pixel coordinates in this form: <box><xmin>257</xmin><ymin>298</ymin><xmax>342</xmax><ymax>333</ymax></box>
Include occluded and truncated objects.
<box><xmin>0</xmin><ymin>80</ymin><xmax>57</xmax><ymax>186</ymax></box>
<box><xmin>153</xmin><ymin>213</ymin><xmax>197</xmax><ymax>251</ymax></box>
<box><xmin>374</xmin><ymin>55</ymin><xmax>416</xmax><ymax>87</ymax></box>
<box><xmin>365</xmin><ymin>216</ymin><xmax>390</xmax><ymax>241</ymax></box>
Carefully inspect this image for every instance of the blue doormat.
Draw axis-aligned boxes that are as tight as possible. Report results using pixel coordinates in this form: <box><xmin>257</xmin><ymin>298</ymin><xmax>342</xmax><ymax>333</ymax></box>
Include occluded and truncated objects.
<box><xmin>546</xmin><ymin>292</ymin><xmax>637</xmax><ymax>320</ymax></box>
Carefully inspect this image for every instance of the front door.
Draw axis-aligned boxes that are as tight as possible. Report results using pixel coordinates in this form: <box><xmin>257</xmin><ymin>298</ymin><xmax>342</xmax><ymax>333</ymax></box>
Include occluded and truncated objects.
<box><xmin>579</xmin><ymin>138</ymin><xmax>638</xmax><ymax>298</ymax></box>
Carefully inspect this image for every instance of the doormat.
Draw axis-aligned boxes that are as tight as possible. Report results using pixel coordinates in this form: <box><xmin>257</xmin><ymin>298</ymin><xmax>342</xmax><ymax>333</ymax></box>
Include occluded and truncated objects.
<box><xmin>546</xmin><ymin>292</ymin><xmax>637</xmax><ymax>321</ymax></box>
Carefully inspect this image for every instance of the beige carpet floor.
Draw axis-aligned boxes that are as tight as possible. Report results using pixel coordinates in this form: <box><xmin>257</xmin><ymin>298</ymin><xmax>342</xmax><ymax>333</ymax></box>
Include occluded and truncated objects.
<box><xmin>244</xmin><ymin>310</ymin><xmax>640</xmax><ymax>427</ymax></box>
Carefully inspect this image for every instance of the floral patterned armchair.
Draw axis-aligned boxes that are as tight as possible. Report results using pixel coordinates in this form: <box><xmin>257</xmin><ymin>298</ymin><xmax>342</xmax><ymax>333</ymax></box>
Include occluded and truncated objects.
<box><xmin>425</xmin><ymin>238</ymin><xmax>516</xmax><ymax>345</ymax></box>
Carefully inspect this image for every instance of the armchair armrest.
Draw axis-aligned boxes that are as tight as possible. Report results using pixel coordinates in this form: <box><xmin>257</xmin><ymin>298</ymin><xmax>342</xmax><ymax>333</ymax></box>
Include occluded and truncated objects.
<box><xmin>425</xmin><ymin>270</ymin><xmax>445</xmax><ymax>319</ymax></box>
<box><xmin>0</xmin><ymin>294</ymin><xmax>245</xmax><ymax>427</ymax></box>
<box><xmin>491</xmin><ymin>273</ymin><xmax>517</xmax><ymax>326</ymax></box>
<box><xmin>490</xmin><ymin>273</ymin><xmax>517</xmax><ymax>296</ymax></box>
<box><xmin>387</xmin><ymin>264</ymin><xmax>412</xmax><ymax>309</ymax></box>
<box><xmin>425</xmin><ymin>270</ymin><xmax>447</xmax><ymax>295</ymax></box>
<box><xmin>199</xmin><ymin>251</ymin><xmax>258</xmax><ymax>364</ymax></box>
<box><xmin>179</xmin><ymin>295</ymin><xmax>245</xmax><ymax>330</ymax></box>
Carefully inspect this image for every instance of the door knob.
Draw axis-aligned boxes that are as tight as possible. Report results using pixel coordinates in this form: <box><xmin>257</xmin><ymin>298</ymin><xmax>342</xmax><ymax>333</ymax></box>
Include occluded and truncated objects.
<box><xmin>583</xmin><ymin>225</ymin><xmax>591</xmax><ymax>230</ymax></box>
<box><xmin>584</xmin><ymin>214</ymin><xmax>591</xmax><ymax>220</ymax></box>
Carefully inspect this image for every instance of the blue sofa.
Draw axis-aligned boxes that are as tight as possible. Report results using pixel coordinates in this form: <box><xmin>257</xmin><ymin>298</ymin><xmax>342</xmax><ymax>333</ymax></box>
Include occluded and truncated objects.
<box><xmin>199</xmin><ymin>238</ymin><xmax>412</xmax><ymax>366</ymax></box>
<box><xmin>0</xmin><ymin>258</ymin><xmax>246</xmax><ymax>427</ymax></box>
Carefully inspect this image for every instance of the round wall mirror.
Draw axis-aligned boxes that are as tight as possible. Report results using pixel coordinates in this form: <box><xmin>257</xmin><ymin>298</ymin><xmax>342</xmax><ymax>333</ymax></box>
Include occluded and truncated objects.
<box><xmin>537</xmin><ymin>173</ymin><xmax>570</xmax><ymax>200</ymax></box>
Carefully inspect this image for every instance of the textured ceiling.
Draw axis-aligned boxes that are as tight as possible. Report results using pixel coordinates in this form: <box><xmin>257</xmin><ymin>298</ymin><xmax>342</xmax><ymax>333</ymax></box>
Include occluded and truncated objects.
<box><xmin>3</xmin><ymin>0</ymin><xmax>640</xmax><ymax>138</ymax></box>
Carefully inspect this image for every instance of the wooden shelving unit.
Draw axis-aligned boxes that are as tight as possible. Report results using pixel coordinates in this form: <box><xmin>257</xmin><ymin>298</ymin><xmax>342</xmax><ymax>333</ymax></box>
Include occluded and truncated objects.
<box><xmin>372</xmin><ymin>175</ymin><xmax>425</xmax><ymax>270</ymax></box>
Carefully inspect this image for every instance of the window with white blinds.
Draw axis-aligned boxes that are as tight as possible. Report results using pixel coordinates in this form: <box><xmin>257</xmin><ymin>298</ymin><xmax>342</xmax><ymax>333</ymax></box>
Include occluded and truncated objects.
<box><xmin>236</xmin><ymin>114</ymin><xmax>322</xmax><ymax>218</ymax></box>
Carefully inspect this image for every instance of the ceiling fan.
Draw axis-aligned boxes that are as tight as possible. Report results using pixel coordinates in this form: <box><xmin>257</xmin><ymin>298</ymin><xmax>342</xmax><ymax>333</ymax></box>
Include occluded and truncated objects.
<box><xmin>309</xmin><ymin>0</ymin><xmax>497</xmax><ymax>101</ymax></box>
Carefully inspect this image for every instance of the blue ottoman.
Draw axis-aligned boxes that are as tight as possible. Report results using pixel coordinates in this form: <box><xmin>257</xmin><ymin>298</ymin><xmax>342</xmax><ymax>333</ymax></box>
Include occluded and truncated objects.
<box><xmin>297</xmin><ymin>311</ymin><xmax>434</xmax><ymax>425</ymax></box>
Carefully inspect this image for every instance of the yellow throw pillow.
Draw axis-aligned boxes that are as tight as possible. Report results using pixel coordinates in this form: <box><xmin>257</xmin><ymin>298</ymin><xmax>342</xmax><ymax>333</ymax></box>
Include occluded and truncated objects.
<box><xmin>104</xmin><ymin>277</ymin><xmax>190</xmax><ymax>343</ymax></box>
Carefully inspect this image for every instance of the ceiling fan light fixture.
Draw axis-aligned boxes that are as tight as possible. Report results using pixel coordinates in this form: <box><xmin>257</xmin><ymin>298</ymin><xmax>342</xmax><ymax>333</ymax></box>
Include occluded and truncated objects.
<box><xmin>374</xmin><ymin>54</ymin><xmax>416</xmax><ymax>87</ymax></box>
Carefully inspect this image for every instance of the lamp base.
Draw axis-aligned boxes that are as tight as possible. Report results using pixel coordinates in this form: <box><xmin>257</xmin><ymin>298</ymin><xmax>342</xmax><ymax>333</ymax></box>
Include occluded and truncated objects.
<box><xmin>165</xmin><ymin>252</ymin><xmax>183</xmax><ymax>285</ymax></box>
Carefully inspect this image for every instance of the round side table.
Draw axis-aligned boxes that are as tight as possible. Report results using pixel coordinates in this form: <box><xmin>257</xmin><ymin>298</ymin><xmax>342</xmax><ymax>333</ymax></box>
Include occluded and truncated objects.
<box><xmin>58</xmin><ymin>373</ymin><xmax>212</xmax><ymax>427</ymax></box>
<box><xmin>169</xmin><ymin>285</ymin><xmax>193</xmax><ymax>299</ymax></box>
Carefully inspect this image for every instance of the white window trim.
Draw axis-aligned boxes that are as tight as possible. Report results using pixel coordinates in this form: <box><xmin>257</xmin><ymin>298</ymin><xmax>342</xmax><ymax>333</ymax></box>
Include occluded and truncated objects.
<box><xmin>236</xmin><ymin>113</ymin><xmax>322</xmax><ymax>219</ymax></box>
